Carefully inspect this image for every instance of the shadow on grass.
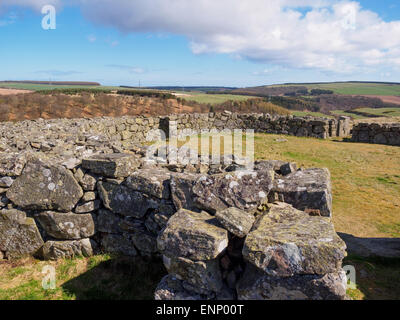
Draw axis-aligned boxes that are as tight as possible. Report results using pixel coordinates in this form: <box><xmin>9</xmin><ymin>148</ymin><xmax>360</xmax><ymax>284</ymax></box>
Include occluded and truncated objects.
<box><xmin>339</xmin><ymin>233</ymin><xmax>400</xmax><ymax>300</ymax></box>
<box><xmin>62</xmin><ymin>255</ymin><xmax>167</xmax><ymax>300</ymax></box>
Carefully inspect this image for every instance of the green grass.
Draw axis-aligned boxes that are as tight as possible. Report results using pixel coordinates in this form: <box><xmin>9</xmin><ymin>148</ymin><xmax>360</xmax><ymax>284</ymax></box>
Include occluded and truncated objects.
<box><xmin>331</xmin><ymin>108</ymin><xmax>400</xmax><ymax>120</ymax></box>
<box><xmin>269</xmin><ymin>82</ymin><xmax>400</xmax><ymax>96</ymax></box>
<box><xmin>177</xmin><ymin>91</ymin><xmax>258</xmax><ymax>104</ymax></box>
<box><xmin>0</xmin><ymin>255</ymin><xmax>166</xmax><ymax>300</ymax></box>
<box><xmin>291</xmin><ymin>110</ymin><xmax>333</xmax><ymax>118</ymax></box>
<box><xmin>331</xmin><ymin>110</ymin><xmax>367</xmax><ymax>119</ymax></box>
<box><xmin>344</xmin><ymin>255</ymin><xmax>400</xmax><ymax>300</ymax></box>
<box><xmin>1</xmin><ymin>132</ymin><xmax>400</xmax><ymax>300</ymax></box>
<box><xmin>355</xmin><ymin>107</ymin><xmax>400</xmax><ymax>117</ymax></box>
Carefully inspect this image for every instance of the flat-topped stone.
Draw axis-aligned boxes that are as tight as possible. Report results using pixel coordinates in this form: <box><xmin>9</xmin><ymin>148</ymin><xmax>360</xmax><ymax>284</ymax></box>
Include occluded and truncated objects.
<box><xmin>215</xmin><ymin>207</ymin><xmax>255</xmax><ymax>238</ymax></box>
<box><xmin>272</xmin><ymin>168</ymin><xmax>333</xmax><ymax>217</ymax></box>
<box><xmin>243</xmin><ymin>202</ymin><xmax>346</xmax><ymax>276</ymax></box>
<box><xmin>82</xmin><ymin>153</ymin><xmax>141</xmax><ymax>178</ymax></box>
<box><xmin>36</xmin><ymin>211</ymin><xmax>95</xmax><ymax>240</ymax></box>
<box><xmin>125</xmin><ymin>168</ymin><xmax>171</xmax><ymax>199</ymax></box>
<box><xmin>157</xmin><ymin>209</ymin><xmax>229</xmax><ymax>261</ymax></box>
<box><xmin>192</xmin><ymin>169</ymin><xmax>274</xmax><ymax>213</ymax></box>
<box><xmin>41</xmin><ymin>239</ymin><xmax>94</xmax><ymax>260</ymax></box>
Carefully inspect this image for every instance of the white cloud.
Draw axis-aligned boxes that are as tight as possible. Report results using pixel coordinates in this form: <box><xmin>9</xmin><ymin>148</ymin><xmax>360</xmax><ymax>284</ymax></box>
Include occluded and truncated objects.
<box><xmin>73</xmin><ymin>0</ymin><xmax>400</xmax><ymax>73</ymax></box>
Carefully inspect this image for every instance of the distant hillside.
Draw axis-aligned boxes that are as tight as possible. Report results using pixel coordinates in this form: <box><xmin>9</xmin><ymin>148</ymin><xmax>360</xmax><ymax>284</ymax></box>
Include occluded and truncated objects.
<box><xmin>237</xmin><ymin>81</ymin><xmax>400</xmax><ymax>96</ymax></box>
<box><xmin>142</xmin><ymin>86</ymin><xmax>238</xmax><ymax>92</ymax></box>
<box><xmin>0</xmin><ymin>80</ymin><xmax>101</xmax><ymax>86</ymax></box>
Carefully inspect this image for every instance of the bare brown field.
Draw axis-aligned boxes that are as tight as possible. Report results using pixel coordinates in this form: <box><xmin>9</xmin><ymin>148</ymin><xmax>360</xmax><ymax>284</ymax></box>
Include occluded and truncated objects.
<box><xmin>354</xmin><ymin>95</ymin><xmax>400</xmax><ymax>105</ymax></box>
<box><xmin>0</xmin><ymin>92</ymin><xmax>288</xmax><ymax>122</ymax></box>
<box><xmin>0</xmin><ymin>88</ymin><xmax>32</xmax><ymax>96</ymax></box>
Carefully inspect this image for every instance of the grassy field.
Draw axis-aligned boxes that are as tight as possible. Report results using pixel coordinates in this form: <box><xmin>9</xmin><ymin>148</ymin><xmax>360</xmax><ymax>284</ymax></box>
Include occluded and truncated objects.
<box><xmin>176</xmin><ymin>91</ymin><xmax>258</xmax><ymax>104</ymax></box>
<box><xmin>0</xmin><ymin>255</ymin><xmax>165</xmax><ymax>300</ymax></box>
<box><xmin>291</xmin><ymin>110</ymin><xmax>334</xmax><ymax>118</ymax></box>
<box><xmin>1</xmin><ymin>133</ymin><xmax>400</xmax><ymax>300</ymax></box>
<box><xmin>0</xmin><ymin>82</ymin><xmax>123</xmax><ymax>91</ymax></box>
<box><xmin>269</xmin><ymin>82</ymin><xmax>400</xmax><ymax>96</ymax></box>
<box><xmin>331</xmin><ymin>108</ymin><xmax>400</xmax><ymax>119</ymax></box>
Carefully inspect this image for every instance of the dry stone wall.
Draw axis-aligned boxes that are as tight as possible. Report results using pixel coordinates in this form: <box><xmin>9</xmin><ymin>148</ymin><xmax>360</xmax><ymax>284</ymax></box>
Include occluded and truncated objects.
<box><xmin>0</xmin><ymin>112</ymin><xmax>350</xmax><ymax>300</ymax></box>
<box><xmin>351</xmin><ymin>122</ymin><xmax>400</xmax><ymax>146</ymax></box>
<box><xmin>0</xmin><ymin>112</ymin><xmax>352</xmax><ymax>155</ymax></box>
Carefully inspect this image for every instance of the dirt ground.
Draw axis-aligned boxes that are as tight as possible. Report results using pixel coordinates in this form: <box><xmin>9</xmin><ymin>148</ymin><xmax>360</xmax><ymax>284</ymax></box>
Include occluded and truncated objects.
<box><xmin>0</xmin><ymin>88</ymin><xmax>32</xmax><ymax>96</ymax></box>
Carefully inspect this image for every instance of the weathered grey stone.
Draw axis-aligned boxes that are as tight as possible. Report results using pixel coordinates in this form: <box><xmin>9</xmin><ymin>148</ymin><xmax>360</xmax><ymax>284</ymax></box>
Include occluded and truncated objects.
<box><xmin>101</xmin><ymin>234</ymin><xmax>137</xmax><ymax>256</ymax></box>
<box><xmin>243</xmin><ymin>202</ymin><xmax>346</xmax><ymax>277</ymax></box>
<box><xmin>170</xmin><ymin>172</ymin><xmax>202</xmax><ymax>211</ymax></box>
<box><xmin>145</xmin><ymin>203</ymin><xmax>176</xmax><ymax>235</ymax></box>
<box><xmin>95</xmin><ymin>209</ymin><xmax>123</xmax><ymax>234</ymax></box>
<box><xmin>215</xmin><ymin>207</ymin><xmax>255</xmax><ymax>238</ymax></box>
<box><xmin>6</xmin><ymin>159</ymin><xmax>83</xmax><ymax>212</ymax></box>
<box><xmin>0</xmin><ymin>176</ymin><xmax>14</xmax><ymax>188</ymax></box>
<box><xmin>192</xmin><ymin>170</ymin><xmax>274</xmax><ymax>213</ymax></box>
<box><xmin>0</xmin><ymin>209</ymin><xmax>44</xmax><ymax>259</ymax></box>
<box><xmin>254</xmin><ymin>160</ymin><xmax>287</xmax><ymax>172</ymax></box>
<box><xmin>82</xmin><ymin>153</ymin><xmax>140</xmax><ymax>178</ymax></box>
<box><xmin>82</xmin><ymin>191</ymin><xmax>97</xmax><ymax>202</ymax></box>
<box><xmin>0</xmin><ymin>195</ymin><xmax>9</xmax><ymax>208</ymax></box>
<box><xmin>157</xmin><ymin>209</ymin><xmax>229</xmax><ymax>261</ymax></box>
<box><xmin>98</xmin><ymin>181</ymin><xmax>159</xmax><ymax>218</ymax></box>
<box><xmin>128</xmin><ymin>223</ymin><xmax>158</xmax><ymax>254</ymax></box>
<box><xmin>272</xmin><ymin>168</ymin><xmax>333</xmax><ymax>217</ymax></box>
<box><xmin>36</xmin><ymin>211</ymin><xmax>95</xmax><ymax>240</ymax></box>
<box><xmin>80</xmin><ymin>173</ymin><xmax>97</xmax><ymax>191</ymax></box>
<box><xmin>41</xmin><ymin>239</ymin><xmax>94</xmax><ymax>260</ymax></box>
<box><xmin>163</xmin><ymin>255</ymin><xmax>224</xmax><ymax>293</ymax></box>
<box><xmin>0</xmin><ymin>153</ymin><xmax>27</xmax><ymax>176</ymax></box>
<box><xmin>237</xmin><ymin>264</ymin><xmax>347</xmax><ymax>300</ymax></box>
<box><xmin>280</xmin><ymin>162</ymin><xmax>298</xmax><ymax>176</ymax></box>
<box><xmin>154</xmin><ymin>275</ymin><xmax>214</xmax><ymax>300</ymax></box>
<box><xmin>75</xmin><ymin>200</ymin><xmax>100</xmax><ymax>213</ymax></box>
<box><xmin>125</xmin><ymin>168</ymin><xmax>171</xmax><ymax>199</ymax></box>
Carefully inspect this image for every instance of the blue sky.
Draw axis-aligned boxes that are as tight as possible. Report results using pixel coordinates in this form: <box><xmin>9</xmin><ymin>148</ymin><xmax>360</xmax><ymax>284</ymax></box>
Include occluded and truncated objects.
<box><xmin>0</xmin><ymin>0</ymin><xmax>400</xmax><ymax>87</ymax></box>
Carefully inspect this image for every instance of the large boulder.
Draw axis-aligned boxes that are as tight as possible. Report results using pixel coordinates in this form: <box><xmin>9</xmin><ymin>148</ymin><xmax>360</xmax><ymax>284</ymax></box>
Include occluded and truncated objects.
<box><xmin>243</xmin><ymin>202</ymin><xmax>346</xmax><ymax>277</ymax></box>
<box><xmin>82</xmin><ymin>153</ymin><xmax>140</xmax><ymax>178</ymax></box>
<box><xmin>162</xmin><ymin>255</ymin><xmax>224</xmax><ymax>293</ymax></box>
<box><xmin>6</xmin><ymin>159</ymin><xmax>83</xmax><ymax>212</ymax></box>
<box><xmin>98</xmin><ymin>181</ymin><xmax>160</xmax><ymax>218</ymax></box>
<box><xmin>125</xmin><ymin>168</ymin><xmax>171</xmax><ymax>199</ymax></box>
<box><xmin>192</xmin><ymin>170</ymin><xmax>274</xmax><ymax>213</ymax></box>
<box><xmin>272</xmin><ymin>168</ymin><xmax>333</xmax><ymax>217</ymax></box>
<box><xmin>157</xmin><ymin>209</ymin><xmax>229</xmax><ymax>261</ymax></box>
<box><xmin>36</xmin><ymin>211</ymin><xmax>95</xmax><ymax>240</ymax></box>
<box><xmin>41</xmin><ymin>239</ymin><xmax>94</xmax><ymax>260</ymax></box>
<box><xmin>215</xmin><ymin>207</ymin><xmax>255</xmax><ymax>238</ymax></box>
<box><xmin>237</xmin><ymin>264</ymin><xmax>347</xmax><ymax>300</ymax></box>
<box><xmin>0</xmin><ymin>209</ymin><xmax>44</xmax><ymax>259</ymax></box>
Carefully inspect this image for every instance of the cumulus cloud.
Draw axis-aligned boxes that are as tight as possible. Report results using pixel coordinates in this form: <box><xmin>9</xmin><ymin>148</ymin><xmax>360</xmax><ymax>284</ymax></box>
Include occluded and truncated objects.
<box><xmin>73</xmin><ymin>0</ymin><xmax>400</xmax><ymax>73</ymax></box>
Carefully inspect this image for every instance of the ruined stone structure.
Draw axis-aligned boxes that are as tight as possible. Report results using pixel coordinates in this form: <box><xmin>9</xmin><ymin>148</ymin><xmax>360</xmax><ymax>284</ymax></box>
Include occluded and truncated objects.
<box><xmin>0</xmin><ymin>112</ymin><xmax>352</xmax><ymax>155</ymax></box>
<box><xmin>351</xmin><ymin>122</ymin><xmax>400</xmax><ymax>146</ymax></box>
<box><xmin>0</xmin><ymin>112</ymin><xmax>350</xmax><ymax>300</ymax></box>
